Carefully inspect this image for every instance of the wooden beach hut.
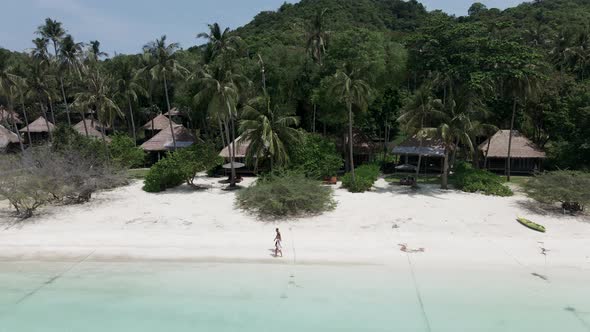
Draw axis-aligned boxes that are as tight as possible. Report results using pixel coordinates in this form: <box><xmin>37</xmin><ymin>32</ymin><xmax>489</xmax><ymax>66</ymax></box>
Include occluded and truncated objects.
<box><xmin>336</xmin><ymin>129</ymin><xmax>378</xmax><ymax>168</ymax></box>
<box><xmin>479</xmin><ymin>130</ymin><xmax>546</xmax><ymax>174</ymax></box>
<box><xmin>141</xmin><ymin>114</ymin><xmax>178</xmax><ymax>139</ymax></box>
<box><xmin>0</xmin><ymin>124</ymin><xmax>21</xmax><ymax>153</ymax></box>
<box><xmin>392</xmin><ymin>133</ymin><xmax>446</xmax><ymax>173</ymax></box>
<box><xmin>73</xmin><ymin>119</ymin><xmax>111</xmax><ymax>142</ymax></box>
<box><xmin>19</xmin><ymin>116</ymin><xmax>54</xmax><ymax>144</ymax></box>
<box><xmin>141</xmin><ymin>124</ymin><xmax>196</xmax><ymax>162</ymax></box>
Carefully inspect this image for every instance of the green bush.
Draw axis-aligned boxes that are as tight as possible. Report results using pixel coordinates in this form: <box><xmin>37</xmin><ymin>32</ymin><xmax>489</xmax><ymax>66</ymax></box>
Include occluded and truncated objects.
<box><xmin>289</xmin><ymin>132</ymin><xmax>343</xmax><ymax>179</ymax></box>
<box><xmin>523</xmin><ymin>170</ymin><xmax>590</xmax><ymax>212</ymax></box>
<box><xmin>169</xmin><ymin>143</ymin><xmax>223</xmax><ymax>185</ymax></box>
<box><xmin>342</xmin><ymin>164</ymin><xmax>380</xmax><ymax>193</ymax></box>
<box><xmin>454</xmin><ymin>163</ymin><xmax>513</xmax><ymax>197</ymax></box>
<box><xmin>236</xmin><ymin>172</ymin><xmax>336</xmax><ymax>218</ymax></box>
<box><xmin>109</xmin><ymin>134</ymin><xmax>145</xmax><ymax>169</ymax></box>
<box><xmin>143</xmin><ymin>157</ymin><xmax>185</xmax><ymax>193</ymax></box>
<box><xmin>143</xmin><ymin>142</ymin><xmax>223</xmax><ymax>193</ymax></box>
<box><xmin>52</xmin><ymin>125</ymin><xmax>106</xmax><ymax>161</ymax></box>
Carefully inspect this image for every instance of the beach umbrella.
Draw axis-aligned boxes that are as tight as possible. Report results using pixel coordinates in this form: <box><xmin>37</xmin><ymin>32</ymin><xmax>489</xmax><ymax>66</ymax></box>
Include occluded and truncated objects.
<box><xmin>222</xmin><ymin>162</ymin><xmax>245</xmax><ymax>169</ymax></box>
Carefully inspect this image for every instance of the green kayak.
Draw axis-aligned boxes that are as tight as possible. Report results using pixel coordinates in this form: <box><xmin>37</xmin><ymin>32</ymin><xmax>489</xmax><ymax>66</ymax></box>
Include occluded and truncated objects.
<box><xmin>517</xmin><ymin>217</ymin><xmax>546</xmax><ymax>233</ymax></box>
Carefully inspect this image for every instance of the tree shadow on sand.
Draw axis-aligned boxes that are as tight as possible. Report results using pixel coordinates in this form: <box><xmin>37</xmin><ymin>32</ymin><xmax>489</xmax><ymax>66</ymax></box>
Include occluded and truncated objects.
<box><xmin>371</xmin><ymin>183</ymin><xmax>452</xmax><ymax>200</ymax></box>
<box><xmin>516</xmin><ymin>200</ymin><xmax>589</xmax><ymax>222</ymax></box>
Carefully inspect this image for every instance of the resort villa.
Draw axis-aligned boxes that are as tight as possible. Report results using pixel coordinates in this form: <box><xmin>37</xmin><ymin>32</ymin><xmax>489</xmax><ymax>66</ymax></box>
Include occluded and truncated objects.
<box><xmin>479</xmin><ymin>130</ymin><xmax>546</xmax><ymax>174</ymax></box>
<box><xmin>19</xmin><ymin>116</ymin><xmax>55</xmax><ymax>145</ymax></box>
<box><xmin>73</xmin><ymin>119</ymin><xmax>112</xmax><ymax>142</ymax></box>
<box><xmin>392</xmin><ymin>132</ymin><xmax>445</xmax><ymax>173</ymax></box>
<box><xmin>141</xmin><ymin>114</ymin><xmax>178</xmax><ymax>139</ymax></box>
<box><xmin>141</xmin><ymin>124</ymin><xmax>196</xmax><ymax>161</ymax></box>
<box><xmin>0</xmin><ymin>123</ymin><xmax>21</xmax><ymax>153</ymax></box>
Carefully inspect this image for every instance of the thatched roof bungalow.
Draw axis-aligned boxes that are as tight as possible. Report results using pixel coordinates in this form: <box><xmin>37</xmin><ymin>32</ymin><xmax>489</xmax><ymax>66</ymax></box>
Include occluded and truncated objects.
<box><xmin>19</xmin><ymin>116</ymin><xmax>54</xmax><ymax>144</ymax></box>
<box><xmin>74</xmin><ymin>119</ymin><xmax>111</xmax><ymax>142</ymax></box>
<box><xmin>219</xmin><ymin>135</ymin><xmax>251</xmax><ymax>159</ymax></box>
<box><xmin>391</xmin><ymin>131</ymin><xmax>446</xmax><ymax>173</ymax></box>
<box><xmin>0</xmin><ymin>124</ymin><xmax>20</xmax><ymax>153</ymax></box>
<box><xmin>141</xmin><ymin>114</ymin><xmax>178</xmax><ymax>133</ymax></box>
<box><xmin>479</xmin><ymin>130</ymin><xmax>546</xmax><ymax>174</ymax></box>
<box><xmin>19</xmin><ymin>116</ymin><xmax>55</xmax><ymax>133</ymax></box>
<box><xmin>141</xmin><ymin>125</ymin><xmax>195</xmax><ymax>154</ymax></box>
<box><xmin>392</xmin><ymin>134</ymin><xmax>446</xmax><ymax>158</ymax></box>
<box><xmin>0</xmin><ymin>107</ymin><xmax>23</xmax><ymax>126</ymax></box>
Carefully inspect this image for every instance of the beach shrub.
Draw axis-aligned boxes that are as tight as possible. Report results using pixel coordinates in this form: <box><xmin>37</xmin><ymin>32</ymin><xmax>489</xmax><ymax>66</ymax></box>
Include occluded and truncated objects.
<box><xmin>0</xmin><ymin>146</ymin><xmax>127</xmax><ymax>219</ymax></box>
<box><xmin>236</xmin><ymin>172</ymin><xmax>336</xmax><ymax>218</ymax></box>
<box><xmin>454</xmin><ymin>163</ymin><xmax>513</xmax><ymax>197</ymax></box>
<box><xmin>523</xmin><ymin>171</ymin><xmax>590</xmax><ymax>213</ymax></box>
<box><xmin>142</xmin><ymin>157</ymin><xmax>185</xmax><ymax>193</ymax></box>
<box><xmin>143</xmin><ymin>143</ymin><xmax>223</xmax><ymax>192</ymax></box>
<box><xmin>169</xmin><ymin>143</ymin><xmax>224</xmax><ymax>185</ymax></box>
<box><xmin>52</xmin><ymin>125</ymin><xmax>106</xmax><ymax>161</ymax></box>
<box><xmin>341</xmin><ymin>164</ymin><xmax>380</xmax><ymax>193</ymax></box>
<box><xmin>289</xmin><ymin>132</ymin><xmax>343</xmax><ymax>179</ymax></box>
<box><xmin>109</xmin><ymin>134</ymin><xmax>145</xmax><ymax>169</ymax></box>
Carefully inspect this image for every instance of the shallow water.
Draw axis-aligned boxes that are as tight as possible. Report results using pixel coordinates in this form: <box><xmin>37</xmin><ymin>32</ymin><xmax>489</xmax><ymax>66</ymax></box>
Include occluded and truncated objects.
<box><xmin>0</xmin><ymin>260</ymin><xmax>588</xmax><ymax>332</ymax></box>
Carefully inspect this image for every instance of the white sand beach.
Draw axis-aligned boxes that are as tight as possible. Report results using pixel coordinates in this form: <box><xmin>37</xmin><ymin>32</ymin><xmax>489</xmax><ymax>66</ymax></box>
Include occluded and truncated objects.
<box><xmin>1</xmin><ymin>177</ymin><xmax>588</xmax><ymax>272</ymax></box>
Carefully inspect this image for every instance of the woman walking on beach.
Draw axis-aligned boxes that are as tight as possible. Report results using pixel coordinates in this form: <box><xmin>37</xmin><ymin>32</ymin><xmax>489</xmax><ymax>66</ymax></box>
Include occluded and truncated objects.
<box><xmin>274</xmin><ymin>228</ymin><xmax>283</xmax><ymax>257</ymax></box>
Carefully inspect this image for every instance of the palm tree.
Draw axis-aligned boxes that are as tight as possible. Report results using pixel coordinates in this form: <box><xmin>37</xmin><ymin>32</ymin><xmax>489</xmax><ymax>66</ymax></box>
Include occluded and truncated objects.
<box><xmin>57</xmin><ymin>34</ymin><xmax>83</xmax><ymax>125</ymax></box>
<box><xmin>306</xmin><ymin>9</ymin><xmax>329</xmax><ymax>66</ymax></box>
<box><xmin>239</xmin><ymin>95</ymin><xmax>301</xmax><ymax>170</ymax></box>
<box><xmin>0</xmin><ymin>61</ymin><xmax>25</xmax><ymax>152</ymax></box>
<box><xmin>398</xmin><ymin>83</ymin><xmax>444</xmax><ymax>180</ymax></box>
<box><xmin>14</xmin><ymin>77</ymin><xmax>33</xmax><ymax>147</ymax></box>
<box><xmin>87</xmin><ymin>40</ymin><xmax>108</xmax><ymax>63</ymax></box>
<box><xmin>36</xmin><ymin>18</ymin><xmax>65</xmax><ymax>59</ymax></box>
<box><xmin>327</xmin><ymin>67</ymin><xmax>371</xmax><ymax>182</ymax></box>
<box><xmin>503</xmin><ymin>70</ymin><xmax>540</xmax><ymax>182</ymax></box>
<box><xmin>565</xmin><ymin>27</ymin><xmax>590</xmax><ymax>80</ymax></box>
<box><xmin>26</xmin><ymin>60</ymin><xmax>54</xmax><ymax>141</ymax></box>
<box><xmin>425</xmin><ymin>106</ymin><xmax>474</xmax><ymax>189</ymax></box>
<box><xmin>141</xmin><ymin>35</ymin><xmax>188</xmax><ymax>150</ymax></box>
<box><xmin>197</xmin><ymin>23</ymin><xmax>243</xmax><ymax>64</ymax></box>
<box><xmin>74</xmin><ymin>67</ymin><xmax>123</xmax><ymax>157</ymax></box>
<box><xmin>31</xmin><ymin>38</ymin><xmax>50</xmax><ymax>62</ymax></box>
<box><xmin>114</xmin><ymin>57</ymin><xmax>146</xmax><ymax>145</ymax></box>
<box><xmin>194</xmin><ymin>67</ymin><xmax>243</xmax><ymax>187</ymax></box>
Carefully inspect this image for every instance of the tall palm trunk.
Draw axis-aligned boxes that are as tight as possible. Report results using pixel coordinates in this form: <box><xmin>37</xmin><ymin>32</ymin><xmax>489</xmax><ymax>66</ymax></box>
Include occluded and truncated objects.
<box><xmin>451</xmin><ymin>137</ymin><xmax>460</xmax><ymax>170</ymax></box>
<box><xmin>348</xmin><ymin>102</ymin><xmax>355</xmax><ymax>182</ymax></box>
<box><xmin>20</xmin><ymin>95</ymin><xmax>32</xmax><ymax>148</ymax></box>
<box><xmin>40</xmin><ymin>101</ymin><xmax>52</xmax><ymax>142</ymax></box>
<box><xmin>415</xmin><ymin>118</ymin><xmax>425</xmax><ymax>181</ymax></box>
<box><xmin>8</xmin><ymin>101</ymin><xmax>24</xmax><ymax>152</ymax></box>
<box><xmin>231</xmin><ymin>117</ymin><xmax>238</xmax><ymax>185</ymax></box>
<box><xmin>442</xmin><ymin>149</ymin><xmax>450</xmax><ymax>189</ymax></box>
<box><xmin>218</xmin><ymin>116</ymin><xmax>226</xmax><ymax>149</ymax></box>
<box><xmin>312</xmin><ymin>104</ymin><xmax>317</xmax><ymax>133</ymax></box>
<box><xmin>49</xmin><ymin>99</ymin><xmax>56</xmax><ymax>125</ymax></box>
<box><xmin>80</xmin><ymin>109</ymin><xmax>89</xmax><ymax>137</ymax></box>
<box><xmin>98</xmin><ymin>116</ymin><xmax>110</xmax><ymax>163</ymax></box>
<box><xmin>222</xmin><ymin>116</ymin><xmax>236</xmax><ymax>187</ymax></box>
<box><xmin>162</xmin><ymin>72</ymin><xmax>177</xmax><ymax>150</ymax></box>
<box><xmin>484</xmin><ymin>136</ymin><xmax>492</xmax><ymax>169</ymax></box>
<box><xmin>59</xmin><ymin>76</ymin><xmax>71</xmax><ymax>126</ymax></box>
<box><xmin>507</xmin><ymin>98</ymin><xmax>517</xmax><ymax>182</ymax></box>
<box><xmin>127</xmin><ymin>96</ymin><xmax>137</xmax><ymax>145</ymax></box>
<box><xmin>472</xmin><ymin>135</ymin><xmax>480</xmax><ymax>169</ymax></box>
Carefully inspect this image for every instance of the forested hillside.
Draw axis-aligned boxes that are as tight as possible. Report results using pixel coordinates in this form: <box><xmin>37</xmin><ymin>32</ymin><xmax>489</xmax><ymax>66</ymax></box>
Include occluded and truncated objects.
<box><xmin>1</xmin><ymin>0</ymin><xmax>590</xmax><ymax>169</ymax></box>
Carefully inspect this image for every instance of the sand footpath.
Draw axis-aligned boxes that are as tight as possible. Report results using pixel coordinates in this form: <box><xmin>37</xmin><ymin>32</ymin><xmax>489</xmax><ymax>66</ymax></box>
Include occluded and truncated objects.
<box><xmin>0</xmin><ymin>177</ymin><xmax>588</xmax><ymax>273</ymax></box>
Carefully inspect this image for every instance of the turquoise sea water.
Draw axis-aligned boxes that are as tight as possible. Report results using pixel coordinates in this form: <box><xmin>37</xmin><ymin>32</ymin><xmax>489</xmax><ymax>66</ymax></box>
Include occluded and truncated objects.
<box><xmin>0</xmin><ymin>261</ymin><xmax>588</xmax><ymax>332</ymax></box>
